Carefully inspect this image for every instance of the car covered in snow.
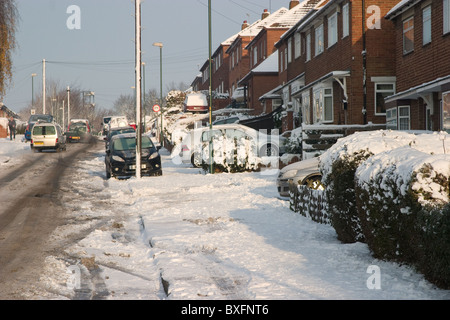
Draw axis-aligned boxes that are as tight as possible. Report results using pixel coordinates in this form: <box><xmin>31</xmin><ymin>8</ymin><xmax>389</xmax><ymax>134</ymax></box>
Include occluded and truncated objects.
<box><xmin>183</xmin><ymin>92</ymin><xmax>208</xmax><ymax>113</ymax></box>
<box><xmin>105</xmin><ymin>132</ymin><xmax>162</xmax><ymax>179</ymax></box>
<box><xmin>276</xmin><ymin>157</ymin><xmax>323</xmax><ymax>198</ymax></box>
<box><xmin>31</xmin><ymin>122</ymin><xmax>66</xmax><ymax>152</ymax></box>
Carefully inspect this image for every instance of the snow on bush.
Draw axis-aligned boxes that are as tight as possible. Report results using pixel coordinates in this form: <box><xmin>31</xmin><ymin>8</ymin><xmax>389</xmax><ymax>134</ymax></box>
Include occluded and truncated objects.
<box><xmin>201</xmin><ymin>135</ymin><xmax>260</xmax><ymax>173</ymax></box>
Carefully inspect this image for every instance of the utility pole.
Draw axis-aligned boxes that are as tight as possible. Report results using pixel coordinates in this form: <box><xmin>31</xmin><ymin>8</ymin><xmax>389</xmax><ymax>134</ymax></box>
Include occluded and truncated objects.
<box><xmin>208</xmin><ymin>0</ymin><xmax>214</xmax><ymax>174</ymax></box>
<box><xmin>67</xmin><ymin>86</ymin><xmax>70</xmax><ymax>130</ymax></box>
<box><xmin>135</xmin><ymin>0</ymin><xmax>142</xmax><ymax>179</ymax></box>
<box><xmin>42</xmin><ymin>59</ymin><xmax>46</xmax><ymax>114</ymax></box>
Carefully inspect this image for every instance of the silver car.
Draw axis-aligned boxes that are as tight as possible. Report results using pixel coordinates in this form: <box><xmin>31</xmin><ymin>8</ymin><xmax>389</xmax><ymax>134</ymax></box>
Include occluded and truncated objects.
<box><xmin>276</xmin><ymin>157</ymin><xmax>323</xmax><ymax>198</ymax></box>
<box><xmin>31</xmin><ymin>122</ymin><xmax>67</xmax><ymax>152</ymax></box>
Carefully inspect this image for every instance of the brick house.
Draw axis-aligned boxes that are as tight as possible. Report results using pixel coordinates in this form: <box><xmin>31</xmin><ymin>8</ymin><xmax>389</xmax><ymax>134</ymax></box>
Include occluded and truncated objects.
<box><xmin>384</xmin><ymin>0</ymin><xmax>450</xmax><ymax>133</ymax></box>
<box><xmin>239</xmin><ymin>0</ymin><xmax>322</xmax><ymax>115</ymax></box>
<box><xmin>270</xmin><ymin>0</ymin><xmax>398</xmax><ymax>131</ymax></box>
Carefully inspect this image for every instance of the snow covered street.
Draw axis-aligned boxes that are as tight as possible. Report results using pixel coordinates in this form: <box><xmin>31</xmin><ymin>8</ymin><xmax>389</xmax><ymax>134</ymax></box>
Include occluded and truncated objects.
<box><xmin>1</xmin><ymin>136</ymin><xmax>450</xmax><ymax>300</ymax></box>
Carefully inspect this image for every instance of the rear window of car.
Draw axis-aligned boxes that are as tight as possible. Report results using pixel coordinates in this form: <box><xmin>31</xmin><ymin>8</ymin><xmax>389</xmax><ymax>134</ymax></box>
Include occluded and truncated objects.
<box><xmin>113</xmin><ymin>136</ymin><xmax>154</xmax><ymax>151</ymax></box>
<box><xmin>29</xmin><ymin>115</ymin><xmax>53</xmax><ymax>123</ymax></box>
<box><xmin>33</xmin><ymin>125</ymin><xmax>56</xmax><ymax>136</ymax></box>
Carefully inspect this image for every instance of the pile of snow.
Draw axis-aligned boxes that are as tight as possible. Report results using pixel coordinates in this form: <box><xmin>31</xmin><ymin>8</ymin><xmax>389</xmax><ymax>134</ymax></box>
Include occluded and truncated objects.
<box><xmin>0</xmin><ymin>135</ymin><xmax>30</xmax><ymax>166</ymax></box>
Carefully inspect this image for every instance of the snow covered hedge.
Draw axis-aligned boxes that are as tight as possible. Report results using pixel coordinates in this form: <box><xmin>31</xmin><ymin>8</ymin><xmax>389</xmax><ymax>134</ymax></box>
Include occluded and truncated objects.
<box><xmin>318</xmin><ymin>130</ymin><xmax>450</xmax><ymax>288</ymax></box>
<box><xmin>320</xmin><ymin>130</ymin><xmax>420</xmax><ymax>243</ymax></box>
<box><xmin>355</xmin><ymin>147</ymin><xmax>450</xmax><ymax>288</ymax></box>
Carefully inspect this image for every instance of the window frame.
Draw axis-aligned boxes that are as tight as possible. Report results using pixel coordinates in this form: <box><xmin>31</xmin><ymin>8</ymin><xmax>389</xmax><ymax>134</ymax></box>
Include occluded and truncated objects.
<box><xmin>374</xmin><ymin>82</ymin><xmax>396</xmax><ymax>115</ymax></box>
<box><xmin>403</xmin><ymin>16</ymin><xmax>414</xmax><ymax>54</ymax></box>
<box><xmin>315</xmin><ymin>24</ymin><xmax>324</xmax><ymax>56</ymax></box>
<box><xmin>328</xmin><ymin>12</ymin><xmax>338</xmax><ymax>48</ymax></box>
<box><xmin>294</xmin><ymin>32</ymin><xmax>301</xmax><ymax>59</ymax></box>
<box><xmin>422</xmin><ymin>5</ymin><xmax>431</xmax><ymax>45</ymax></box>
<box><xmin>342</xmin><ymin>3</ymin><xmax>349</xmax><ymax>38</ymax></box>
<box><xmin>444</xmin><ymin>0</ymin><xmax>450</xmax><ymax>34</ymax></box>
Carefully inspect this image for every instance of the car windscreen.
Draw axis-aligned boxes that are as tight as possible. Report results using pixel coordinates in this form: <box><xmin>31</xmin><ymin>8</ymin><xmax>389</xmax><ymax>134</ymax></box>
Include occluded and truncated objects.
<box><xmin>71</xmin><ymin>122</ymin><xmax>87</xmax><ymax>131</ymax></box>
<box><xmin>110</xmin><ymin>128</ymin><xmax>134</xmax><ymax>138</ymax></box>
<box><xmin>30</xmin><ymin>115</ymin><xmax>53</xmax><ymax>123</ymax></box>
<box><xmin>33</xmin><ymin>125</ymin><xmax>56</xmax><ymax>136</ymax></box>
<box><xmin>113</xmin><ymin>136</ymin><xmax>154</xmax><ymax>151</ymax></box>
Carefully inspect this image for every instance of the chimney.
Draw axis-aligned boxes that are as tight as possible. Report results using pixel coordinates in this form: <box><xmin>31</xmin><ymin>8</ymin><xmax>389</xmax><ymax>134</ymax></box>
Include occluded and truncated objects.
<box><xmin>289</xmin><ymin>0</ymin><xmax>300</xmax><ymax>9</ymax></box>
<box><xmin>241</xmin><ymin>20</ymin><xmax>249</xmax><ymax>30</ymax></box>
<box><xmin>262</xmin><ymin>9</ymin><xmax>270</xmax><ymax>20</ymax></box>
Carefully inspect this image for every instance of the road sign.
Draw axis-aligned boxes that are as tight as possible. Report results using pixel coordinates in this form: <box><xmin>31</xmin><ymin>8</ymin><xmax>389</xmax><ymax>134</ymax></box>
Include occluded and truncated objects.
<box><xmin>153</xmin><ymin>104</ymin><xmax>161</xmax><ymax>113</ymax></box>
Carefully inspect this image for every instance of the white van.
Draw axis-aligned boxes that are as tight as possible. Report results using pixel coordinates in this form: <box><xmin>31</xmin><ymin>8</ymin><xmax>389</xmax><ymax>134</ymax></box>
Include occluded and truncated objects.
<box><xmin>108</xmin><ymin>116</ymin><xmax>129</xmax><ymax>131</ymax></box>
<box><xmin>31</xmin><ymin>122</ymin><xmax>67</xmax><ymax>152</ymax></box>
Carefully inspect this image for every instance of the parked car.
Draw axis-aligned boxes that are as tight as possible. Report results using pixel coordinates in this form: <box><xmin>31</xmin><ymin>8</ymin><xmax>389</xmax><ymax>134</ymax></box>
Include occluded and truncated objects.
<box><xmin>66</xmin><ymin>119</ymin><xmax>91</xmax><ymax>143</ymax></box>
<box><xmin>105</xmin><ymin>132</ymin><xmax>162</xmax><ymax>179</ymax></box>
<box><xmin>173</xmin><ymin>126</ymin><xmax>210</xmax><ymax>167</ymax></box>
<box><xmin>183</xmin><ymin>92</ymin><xmax>208</xmax><ymax>113</ymax></box>
<box><xmin>31</xmin><ymin>122</ymin><xmax>66</xmax><ymax>152</ymax></box>
<box><xmin>102</xmin><ymin>116</ymin><xmax>112</xmax><ymax>135</ymax></box>
<box><xmin>104</xmin><ymin>126</ymin><xmax>136</xmax><ymax>150</ymax></box>
<box><xmin>25</xmin><ymin>114</ymin><xmax>54</xmax><ymax>141</ymax></box>
<box><xmin>276</xmin><ymin>157</ymin><xmax>323</xmax><ymax>198</ymax></box>
<box><xmin>201</xmin><ymin>123</ymin><xmax>286</xmax><ymax>156</ymax></box>
<box><xmin>174</xmin><ymin>124</ymin><xmax>286</xmax><ymax>168</ymax></box>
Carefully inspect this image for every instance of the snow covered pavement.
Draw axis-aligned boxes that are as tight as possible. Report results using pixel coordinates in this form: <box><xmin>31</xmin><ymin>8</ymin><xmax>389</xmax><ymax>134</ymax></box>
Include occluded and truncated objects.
<box><xmin>1</xmin><ymin>137</ymin><xmax>449</xmax><ymax>300</ymax></box>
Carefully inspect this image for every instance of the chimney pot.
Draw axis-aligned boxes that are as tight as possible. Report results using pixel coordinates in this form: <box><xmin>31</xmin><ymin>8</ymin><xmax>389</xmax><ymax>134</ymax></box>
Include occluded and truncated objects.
<box><xmin>262</xmin><ymin>9</ymin><xmax>270</xmax><ymax>19</ymax></box>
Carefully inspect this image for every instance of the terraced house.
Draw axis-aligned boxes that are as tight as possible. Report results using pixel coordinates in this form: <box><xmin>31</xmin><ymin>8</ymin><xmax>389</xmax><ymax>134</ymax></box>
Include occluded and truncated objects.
<box><xmin>385</xmin><ymin>0</ymin><xmax>450</xmax><ymax>133</ymax></box>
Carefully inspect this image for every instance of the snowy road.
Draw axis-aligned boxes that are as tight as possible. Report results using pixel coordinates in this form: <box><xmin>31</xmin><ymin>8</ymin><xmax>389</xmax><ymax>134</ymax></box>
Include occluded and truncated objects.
<box><xmin>1</xmin><ymin>136</ymin><xmax>449</xmax><ymax>301</ymax></box>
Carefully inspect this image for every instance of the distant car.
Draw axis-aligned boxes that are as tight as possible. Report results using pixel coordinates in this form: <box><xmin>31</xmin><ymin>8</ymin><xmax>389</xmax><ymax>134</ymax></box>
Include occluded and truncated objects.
<box><xmin>66</xmin><ymin>120</ymin><xmax>91</xmax><ymax>143</ymax></box>
<box><xmin>31</xmin><ymin>122</ymin><xmax>66</xmax><ymax>152</ymax></box>
<box><xmin>276</xmin><ymin>157</ymin><xmax>323</xmax><ymax>198</ymax></box>
<box><xmin>25</xmin><ymin>114</ymin><xmax>54</xmax><ymax>141</ymax></box>
<box><xmin>183</xmin><ymin>93</ymin><xmax>208</xmax><ymax>113</ymax></box>
<box><xmin>102</xmin><ymin>116</ymin><xmax>112</xmax><ymax>135</ymax></box>
<box><xmin>105</xmin><ymin>132</ymin><xmax>162</xmax><ymax>179</ymax></box>
<box><xmin>104</xmin><ymin>126</ymin><xmax>136</xmax><ymax>150</ymax></box>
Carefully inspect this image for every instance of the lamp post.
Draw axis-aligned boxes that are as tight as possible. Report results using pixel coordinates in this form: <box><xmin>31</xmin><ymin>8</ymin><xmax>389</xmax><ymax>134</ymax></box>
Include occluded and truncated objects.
<box><xmin>31</xmin><ymin>73</ymin><xmax>37</xmax><ymax>108</ymax></box>
<box><xmin>67</xmin><ymin>86</ymin><xmax>70</xmax><ymax>130</ymax></box>
<box><xmin>208</xmin><ymin>0</ymin><xmax>214</xmax><ymax>174</ymax></box>
<box><xmin>153</xmin><ymin>42</ymin><xmax>163</xmax><ymax>146</ymax></box>
<box><xmin>135</xmin><ymin>0</ymin><xmax>143</xmax><ymax>178</ymax></box>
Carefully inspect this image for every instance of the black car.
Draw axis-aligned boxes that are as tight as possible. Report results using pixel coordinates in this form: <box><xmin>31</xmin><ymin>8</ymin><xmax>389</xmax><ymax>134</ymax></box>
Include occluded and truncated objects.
<box><xmin>66</xmin><ymin>121</ymin><xmax>91</xmax><ymax>143</ymax></box>
<box><xmin>105</xmin><ymin>133</ymin><xmax>162</xmax><ymax>179</ymax></box>
<box><xmin>104</xmin><ymin>126</ymin><xmax>135</xmax><ymax>150</ymax></box>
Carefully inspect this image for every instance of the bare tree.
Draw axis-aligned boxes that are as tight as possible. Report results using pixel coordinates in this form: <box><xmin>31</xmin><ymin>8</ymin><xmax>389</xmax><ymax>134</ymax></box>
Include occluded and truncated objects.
<box><xmin>0</xmin><ymin>0</ymin><xmax>18</xmax><ymax>97</ymax></box>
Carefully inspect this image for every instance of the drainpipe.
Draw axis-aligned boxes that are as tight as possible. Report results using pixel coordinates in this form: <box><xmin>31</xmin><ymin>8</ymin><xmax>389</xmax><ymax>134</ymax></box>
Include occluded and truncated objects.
<box><xmin>362</xmin><ymin>0</ymin><xmax>367</xmax><ymax>124</ymax></box>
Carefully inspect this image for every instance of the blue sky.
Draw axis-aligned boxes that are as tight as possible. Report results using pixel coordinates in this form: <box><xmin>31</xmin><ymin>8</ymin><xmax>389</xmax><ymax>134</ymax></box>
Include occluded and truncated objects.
<box><xmin>4</xmin><ymin>0</ymin><xmax>290</xmax><ymax>113</ymax></box>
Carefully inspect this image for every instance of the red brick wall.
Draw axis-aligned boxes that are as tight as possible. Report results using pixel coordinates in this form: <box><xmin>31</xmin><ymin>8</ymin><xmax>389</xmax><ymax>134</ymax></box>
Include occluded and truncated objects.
<box><xmin>394</xmin><ymin>0</ymin><xmax>450</xmax><ymax>93</ymax></box>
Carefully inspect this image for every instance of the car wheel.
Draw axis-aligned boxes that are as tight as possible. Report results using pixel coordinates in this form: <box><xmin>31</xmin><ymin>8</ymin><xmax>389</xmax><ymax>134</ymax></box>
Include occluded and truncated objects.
<box><xmin>191</xmin><ymin>153</ymin><xmax>201</xmax><ymax>168</ymax></box>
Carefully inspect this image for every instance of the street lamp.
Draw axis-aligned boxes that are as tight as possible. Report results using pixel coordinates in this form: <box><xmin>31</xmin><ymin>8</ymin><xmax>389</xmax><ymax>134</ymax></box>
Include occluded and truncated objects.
<box><xmin>31</xmin><ymin>73</ymin><xmax>37</xmax><ymax>108</ymax></box>
<box><xmin>153</xmin><ymin>42</ymin><xmax>163</xmax><ymax>146</ymax></box>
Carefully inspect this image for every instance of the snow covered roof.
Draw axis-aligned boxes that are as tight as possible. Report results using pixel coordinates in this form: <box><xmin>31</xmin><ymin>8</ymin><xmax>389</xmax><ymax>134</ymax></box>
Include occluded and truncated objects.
<box><xmin>239</xmin><ymin>51</ymin><xmax>279</xmax><ymax>85</ymax></box>
<box><xmin>385</xmin><ymin>0</ymin><xmax>418</xmax><ymax>19</ymax></box>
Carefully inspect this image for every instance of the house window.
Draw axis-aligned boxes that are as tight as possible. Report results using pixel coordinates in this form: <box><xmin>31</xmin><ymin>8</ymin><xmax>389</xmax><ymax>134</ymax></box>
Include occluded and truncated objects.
<box><xmin>444</xmin><ymin>0</ymin><xmax>450</xmax><ymax>34</ymax></box>
<box><xmin>315</xmin><ymin>24</ymin><xmax>324</xmax><ymax>56</ymax></box>
<box><xmin>398</xmin><ymin>106</ymin><xmax>410</xmax><ymax>130</ymax></box>
<box><xmin>302</xmin><ymin>92</ymin><xmax>310</xmax><ymax>124</ymax></box>
<box><xmin>386</xmin><ymin>107</ymin><xmax>398</xmax><ymax>130</ymax></box>
<box><xmin>423</xmin><ymin>6</ymin><xmax>431</xmax><ymax>45</ymax></box>
<box><xmin>280</xmin><ymin>52</ymin><xmax>283</xmax><ymax>72</ymax></box>
<box><xmin>375</xmin><ymin>83</ymin><xmax>395</xmax><ymax>115</ymax></box>
<box><xmin>342</xmin><ymin>3</ymin><xmax>349</xmax><ymax>38</ymax></box>
<box><xmin>306</xmin><ymin>33</ymin><xmax>311</xmax><ymax>61</ymax></box>
<box><xmin>284</xmin><ymin>48</ymin><xmax>288</xmax><ymax>70</ymax></box>
<box><xmin>294</xmin><ymin>32</ymin><xmax>301</xmax><ymax>59</ymax></box>
<box><xmin>288</xmin><ymin>38</ymin><xmax>292</xmax><ymax>63</ymax></box>
<box><xmin>328</xmin><ymin>13</ymin><xmax>338</xmax><ymax>47</ymax></box>
<box><xmin>253</xmin><ymin>47</ymin><xmax>258</xmax><ymax>66</ymax></box>
<box><xmin>313</xmin><ymin>86</ymin><xmax>333</xmax><ymax>123</ymax></box>
<box><xmin>442</xmin><ymin>91</ymin><xmax>450</xmax><ymax>133</ymax></box>
<box><xmin>403</xmin><ymin>16</ymin><xmax>414</xmax><ymax>54</ymax></box>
